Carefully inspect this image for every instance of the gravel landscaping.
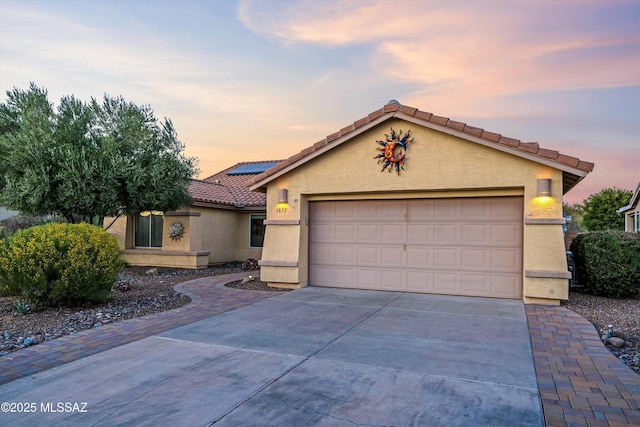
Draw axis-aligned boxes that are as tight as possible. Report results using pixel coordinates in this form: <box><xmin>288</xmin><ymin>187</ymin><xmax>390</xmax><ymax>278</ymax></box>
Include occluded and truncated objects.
<box><xmin>1</xmin><ymin>267</ymin><xmax>638</xmax><ymax>375</ymax></box>
<box><xmin>563</xmin><ymin>291</ymin><xmax>640</xmax><ymax>374</ymax></box>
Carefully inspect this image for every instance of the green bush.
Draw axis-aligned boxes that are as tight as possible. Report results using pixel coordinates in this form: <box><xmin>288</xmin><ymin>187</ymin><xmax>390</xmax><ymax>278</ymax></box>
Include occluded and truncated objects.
<box><xmin>570</xmin><ymin>231</ymin><xmax>640</xmax><ymax>298</ymax></box>
<box><xmin>0</xmin><ymin>223</ymin><xmax>123</xmax><ymax>308</ymax></box>
<box><xmin>0</xmin><ymin>214</ymin><xmax>63</xmax><ymax>237</ymax></box>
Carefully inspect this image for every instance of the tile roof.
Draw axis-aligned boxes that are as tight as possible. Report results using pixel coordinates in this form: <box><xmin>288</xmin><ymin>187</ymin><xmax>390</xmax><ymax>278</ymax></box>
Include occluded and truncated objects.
<box><xmin>189</xmin><ymin>161</ymin><xmax>283</xmax><ymax>208</ymax></box>
<box><xmin>246</xmin><ymin>101</ymin><xmax>595</xmax><ymax>194</ymax></box>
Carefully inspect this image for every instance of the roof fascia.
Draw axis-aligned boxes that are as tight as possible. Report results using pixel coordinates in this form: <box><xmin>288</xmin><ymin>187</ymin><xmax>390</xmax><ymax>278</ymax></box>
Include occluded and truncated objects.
<box><xmin>617</xmin><ymin>181</ymin><xmax>640</xmax><ymax>212</ymax></box>
<box><xmin>394</xmin><ymin>112</ymin><xmax>589</xmax><ymax>178</ymax></box>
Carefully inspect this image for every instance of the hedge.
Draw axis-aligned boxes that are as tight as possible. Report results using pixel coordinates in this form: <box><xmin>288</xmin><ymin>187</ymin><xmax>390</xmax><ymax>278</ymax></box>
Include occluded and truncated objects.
<box><xmin>570</xmin><ymin>230</ymin><xmax>640</xmax><ymax>298</ymax></box>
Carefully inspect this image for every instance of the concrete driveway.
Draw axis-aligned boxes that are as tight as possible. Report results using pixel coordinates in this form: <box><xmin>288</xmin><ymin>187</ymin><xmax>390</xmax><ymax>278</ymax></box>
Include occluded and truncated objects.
<box><xmin>0</xmin><ymin>287</ymin><xmax>543</xmax><ymax>426</ymax></box>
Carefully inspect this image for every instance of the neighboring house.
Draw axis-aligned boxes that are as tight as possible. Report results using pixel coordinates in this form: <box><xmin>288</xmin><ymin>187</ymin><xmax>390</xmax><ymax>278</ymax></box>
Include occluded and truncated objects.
<box><xmin>618</xmin><ymin>180</ymin><xmax>640</xmax><ymax>233</ymax></box>
<box><xmin>247</xmin><ymin>101</ymin><xmax>594</xmax><ymax>305</ymax></box>
<box><xmin>107</xmin><ymin>161</ymin><xmax>280</xmax><ymax>269</ymax></box>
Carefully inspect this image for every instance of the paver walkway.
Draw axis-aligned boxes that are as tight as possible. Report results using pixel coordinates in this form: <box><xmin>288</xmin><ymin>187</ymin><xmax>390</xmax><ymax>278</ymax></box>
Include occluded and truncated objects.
<box><xmin>0</xmin><ymin>272</ymin><xmax>282</xmax><ymax>385</ymax></box>
<box><xmin>527</xmin><ymin>305</ymin><xmax>640</xmax><ymax>426</ymax></box>
<box><xmin>1</xmin><ymin>273</ymin><xmax>639</xmax><ymax>425</ymax></box>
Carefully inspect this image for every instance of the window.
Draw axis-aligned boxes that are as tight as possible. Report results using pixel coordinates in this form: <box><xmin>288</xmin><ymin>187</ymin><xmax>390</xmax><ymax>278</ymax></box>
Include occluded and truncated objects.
<box><xmin>250</xmin><ymin>214</ymin><xmax>266</xmax><ymax>247</ymax></box>
<box><xmin>635</xmin><ymin>211</ymin><xmax>639</xmax><ymax>233</ymax></box>
<box><xmin>134</xmin><ymin>211</ymin><xmax>163</xmax><ymax>248</ymax></box>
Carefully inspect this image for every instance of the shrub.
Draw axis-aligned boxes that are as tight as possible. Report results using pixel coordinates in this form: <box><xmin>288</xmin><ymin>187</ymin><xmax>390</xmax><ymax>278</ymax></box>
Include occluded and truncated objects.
<box><xmin>0</xmin><ymin>223</ymin><xmax>123</xmax><ymax>308</ymax></box>
<box><xmin>570</xmin><ymin>230</ymin><xmax>640</xmax><ymax>298</ymax></box>
<box><xmin>0</xmin><ymin>214</ymin><xmax>64</xmax><ymax>237</ymax></box>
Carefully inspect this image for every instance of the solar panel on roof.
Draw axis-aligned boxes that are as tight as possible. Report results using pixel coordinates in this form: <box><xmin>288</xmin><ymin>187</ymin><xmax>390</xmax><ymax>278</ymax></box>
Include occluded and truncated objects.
<box><xmin>227</xmin><ymin>162</ymin><xmax>280</xmax><ymax>175</ymax></box>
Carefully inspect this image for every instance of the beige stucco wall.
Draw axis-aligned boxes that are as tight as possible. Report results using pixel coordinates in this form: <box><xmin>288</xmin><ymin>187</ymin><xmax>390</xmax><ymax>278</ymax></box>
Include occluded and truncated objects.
<box><xmin>105</xmin><ymin>206</ymin><xmax>264</xmax><ymax>268</ymax></box>
<box><xmin>259</xmin><ymin>118</ymin><xmax>569</xmax><ymax>303</ymax></box>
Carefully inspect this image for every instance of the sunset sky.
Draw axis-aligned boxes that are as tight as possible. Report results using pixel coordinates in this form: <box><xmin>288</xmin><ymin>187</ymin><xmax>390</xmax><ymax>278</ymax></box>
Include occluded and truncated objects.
<box><xmin>1</xmin><ymin>0</ymin><xmax>638</xmax><ymax>204</ymax></box>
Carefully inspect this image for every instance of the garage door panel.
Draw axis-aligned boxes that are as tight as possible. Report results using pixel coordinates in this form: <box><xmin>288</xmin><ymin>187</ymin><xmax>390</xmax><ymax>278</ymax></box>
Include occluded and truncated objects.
<box><xmin>356</xmin><ymin>201</ymin><xmax>381</xmax><ymax>219</ymax></box>
<box><xmin>433</xmin><ymin>272</ymin><xmax>458</xmax><ymax>293</ymax></box>
<box><xmin>406</xmin><ymin>247</ymin><xmax>431</xmax><ymax>268</ymax></box>
<box><xmin>491</xmin><ymin>198</ymin><xmax>521</xmax><ymax>218</ymax></box>
<box><xmin>382</xmin><ymin>224</ymin><xmax>405</xmax><ymax>242</ymax></box>
<box><xmin>490</xmin><ymin>275</ymin><xmax>520</xmax><ymax>297</ymax></box>
<box><xmin>433</xmin><ymin>224</ymin><xmax>459</xmax><ymax>243</ymax></box>
<box><xmin>310</xmin><ymin>245</ymin><xmax>334</xmax><ymax>264</ymax></box>
<box><xmin>309</xmin><ymin>198</ymin><xmax>522</xmax><ymax>299</ymax></box>
<box><xmin>460</xmin><ymin>273</ymin><xmax>488</xmax><ymax>294</ymax></box>
<box><xmin>357</xmin><ymin>269</ymin><xmax>380</xmax><ymax>287</ymax></box>
<box><xmin>461</xmin><ymin>198</ymin><xmax>490</xmax><ymax>218</ymax></box>
<box><xmin>310</xmin><ymin>266</ymin><xmax>334</xmax><ymax>286</ymax></box>
<box><xmin>334</xmin><ymin>224</ymin><xmax>356</xmax><ymax>241</ymax></box>
<box><xmin>357</xmin><ymin>224</ymin><xmax>380</xmax><ymax>242</ymax></box>
<box><xmin>310</xmin><ymin>224</ymin><xmax>334</xmax><ymax>243</ymax></box>
<box><xmin>433</xmin><ymin>248</ymin><xmax>459</xmax><ymax>268</ymax></box>
<box><xmin>357</xmin><ymin>246</ymin><xmax>380</xmax><ymax>266</ymax></box>
<box><xmin>382</xmin><ymin>270</ymin><xmax>406</xmax><ymax>290</ymax></box>
<box><xmin>406</xmin><ymin>271</ymin><xmax>433</xmax><ymax>291</ymax></box>
<box><xmin>490</xmin><ymin>249</ymin><xmax>521</xmax><ymax>271</ymax></box>
<box><xmin>407</xmin><ymin>224</ymin><xmax>430</xmax><ymax>242</ymax></box>
<box><xmin>335</xmin><ymin>202</ymin><xmax>358</xmax><ymax>220</ymax></box>
<box><xmin>461</xmin><ymin>224</ymin><xmax>488</xmax><ymax>244</ymax></box>
<box><xmin>407</xmin><ymin>199</ymin><xmax>435</xmax><ymax>220</ymax></box>
<box><xmin>461</xmin><ymin>248</ymin><xmax>488</xmax><ymax>269</ymax></box>
<box><xmin>434</xmin><ymin>200</ymin><xmax>459</xmax><ymax>218</ymax></box>
<box><xmin>334</xmin><ymin>268</ymin><xmax>357</xmax><ymax>286</ymax></box>
<box><xmin>491</xmin><ymin>224</ymin><xmax>521</xmax><ymax>244</ymax></box>
<box><xmin>380</xmin><ymin>246</ymin><xmax>405</xmax><ymax>266</ymax></box>
<box><xmin>382</xmin><ymin>200</ymin><xmax>406</xmax><ymax>220</ymax></box>
<box><xmin>334</xmin><ymin>246</ymin><xmax>356</xmax><ymax>264</ymax></box>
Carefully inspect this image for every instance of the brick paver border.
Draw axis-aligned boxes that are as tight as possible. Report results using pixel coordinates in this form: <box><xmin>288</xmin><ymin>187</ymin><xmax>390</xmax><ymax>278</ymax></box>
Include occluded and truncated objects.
<box><xmin>526</xmin><ymin>305</ymin><xmax>640</xmax><ymax>426</ymax></box>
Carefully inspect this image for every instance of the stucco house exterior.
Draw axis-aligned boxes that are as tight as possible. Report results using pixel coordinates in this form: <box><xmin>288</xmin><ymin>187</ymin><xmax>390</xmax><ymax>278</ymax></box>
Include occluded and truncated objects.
<box><xmin>619</xmin><ymin>181</ymin><xmax>640</xmax><ymax>233</ymax></box>
<box><xmin>247</xmin><ymin>101</ymin><xmax>594</xmax><ymax>305</ymax></box>
<box><xmin>107</xmin><ymin>161</ymin><xmax>279</xmax><ymax>269</ymax></box>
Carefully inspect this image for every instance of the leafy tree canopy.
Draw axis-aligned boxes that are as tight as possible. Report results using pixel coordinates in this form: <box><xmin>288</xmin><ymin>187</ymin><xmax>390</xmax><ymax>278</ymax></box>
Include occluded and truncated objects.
<box><xmin>562</xmin><ymin>202</ymin><xmax>584</xmax><ymax>232</ymax></box>
<box><xmin>581</xmin><ymin>187</ymin><xmax>632</xmax><ymax>231</ymax></box>
<box><xmin>0</xmin><ymin>83</ymin><xmax>198</xmax><ymax>227</ymax></box>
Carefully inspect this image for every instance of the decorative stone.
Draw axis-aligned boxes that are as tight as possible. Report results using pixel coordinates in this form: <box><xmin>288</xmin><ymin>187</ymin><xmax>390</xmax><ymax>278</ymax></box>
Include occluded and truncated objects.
<box><xmin>145</xmin><ymin>268</ymin><xmax>158</xmax><ymax>275</ymax></box>
<box><xmin>113</xmin><ymin>281</ymin><xmax>131</xmax><ymax>292</ymax></box>
<box><xmin>24</xmin><ymin>337</ymin><xmax>34</xmax><ymax>346</ymax></box>
<box><xmin>612</xmin><ymin>329</ymin><xmax>625</xmax><ymax>339</ymax></box>
<box><xmin>608</xmin><ymin>337</ymin><xmax>625</xmax><ymax>348</ymax></box>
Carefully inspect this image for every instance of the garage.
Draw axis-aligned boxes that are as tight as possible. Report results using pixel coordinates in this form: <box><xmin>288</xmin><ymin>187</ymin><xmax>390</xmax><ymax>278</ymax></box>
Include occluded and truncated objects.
<box><xmin>309</xmin><ymin>197</ymin><xmax>523</xmax><ymax>299</ymax></box>
<box><xmin>249</xmin><ymin>101</ymin><xmax>593</xmax><ymax>304</ymax></box>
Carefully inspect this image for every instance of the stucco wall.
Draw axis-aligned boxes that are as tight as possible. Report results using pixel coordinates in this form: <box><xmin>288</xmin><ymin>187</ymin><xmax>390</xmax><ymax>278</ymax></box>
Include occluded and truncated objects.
<box><xmin>259</xmin><ymin>118</ymin><xmax>569</xmax><ymax>303</ymax></box>
<box><xmin>106</xmin><ymin>206</ymin><xmax>264</xmax><ymax>268</ymax></box>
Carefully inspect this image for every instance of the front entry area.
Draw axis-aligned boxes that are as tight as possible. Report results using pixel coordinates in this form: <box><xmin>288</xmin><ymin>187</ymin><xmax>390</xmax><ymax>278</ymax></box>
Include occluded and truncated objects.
<box><xmin>309</xmin><ymin>197</ymin><xmax>523</xmax><ymax>298</ymax></box>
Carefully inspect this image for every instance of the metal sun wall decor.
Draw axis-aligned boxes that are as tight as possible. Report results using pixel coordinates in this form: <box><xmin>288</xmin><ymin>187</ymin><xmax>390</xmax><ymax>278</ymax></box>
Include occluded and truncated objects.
<box><xmin>168</xmin><ymin>221</ymin><xmax>186</xmax><ymax>241</ymax></box>
<box><xmin>374</xmin><ymin>127</ymin><xmax>414</xmax><ymax>175</ymax></box>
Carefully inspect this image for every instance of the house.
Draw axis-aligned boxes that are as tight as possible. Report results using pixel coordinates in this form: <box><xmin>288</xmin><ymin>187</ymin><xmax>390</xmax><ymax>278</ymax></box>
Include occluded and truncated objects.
<box><xmin>618</xmin><ymin>181</ymin><xmax>640</xmax><ymax>233</ymax></box>
<box><xmin>247</xmin><ymin>101</ymin><xmax>594</xmax><ymax>305</ymax></box>
<box><xmin>107</xmin><ymin>161</ymin><xmax>280</xmax><ymax>269</ymax></box>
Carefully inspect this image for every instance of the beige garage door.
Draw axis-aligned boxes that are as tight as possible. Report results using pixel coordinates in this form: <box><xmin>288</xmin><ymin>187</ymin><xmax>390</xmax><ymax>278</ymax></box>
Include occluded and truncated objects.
<box><xmin>309</xmin><ymin>198</ymin><xmax>523</xmax><ymax>299</ymax></box>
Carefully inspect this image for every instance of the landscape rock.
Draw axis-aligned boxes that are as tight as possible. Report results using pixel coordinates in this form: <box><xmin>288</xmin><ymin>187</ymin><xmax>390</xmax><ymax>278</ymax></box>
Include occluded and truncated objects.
<box><xmin>608</xmin><ymin>337</ymin><xmax>625</xmax><ymax>348</ymax></box>
<box><xmin>612</xmin><ymin>329</ymin><xmax>625</xmax><ymax>339</ymax></box>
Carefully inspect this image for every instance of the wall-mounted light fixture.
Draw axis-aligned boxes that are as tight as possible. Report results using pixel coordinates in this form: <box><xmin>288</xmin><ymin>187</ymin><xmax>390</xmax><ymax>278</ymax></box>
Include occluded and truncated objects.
<box><xmin>537</xmin><ymin>179</ymin><xmax>552</xmax><ymax>197</ymax></box>
<box><xmin>277</xmin><ymin>188</ymin><xmax>289</xmax><ymax>204</ymax></box>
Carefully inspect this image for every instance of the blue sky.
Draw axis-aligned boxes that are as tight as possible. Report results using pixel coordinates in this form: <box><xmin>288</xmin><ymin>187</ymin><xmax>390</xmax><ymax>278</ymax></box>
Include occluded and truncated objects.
<box><xmin>1</xmin><ymin>0</ymin><xmax>638</xmax><ymax>204</ymax></box>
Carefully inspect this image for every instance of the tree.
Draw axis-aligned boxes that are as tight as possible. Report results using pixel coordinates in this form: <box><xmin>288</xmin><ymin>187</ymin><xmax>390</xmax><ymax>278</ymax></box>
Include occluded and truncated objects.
<box><xmin>0</xmin><ymin>83</ymin><xmax>198</xmax><ymax>227</ymax></box>
<box><xmin>581</xmin><ymin>187</ymin><xmax>632</xmax><ymax>231</ymax></box>
<box><xmin>562</xmin><ymin>202</ymin><xmax>584</xmax><ymax>232</ymax></box>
